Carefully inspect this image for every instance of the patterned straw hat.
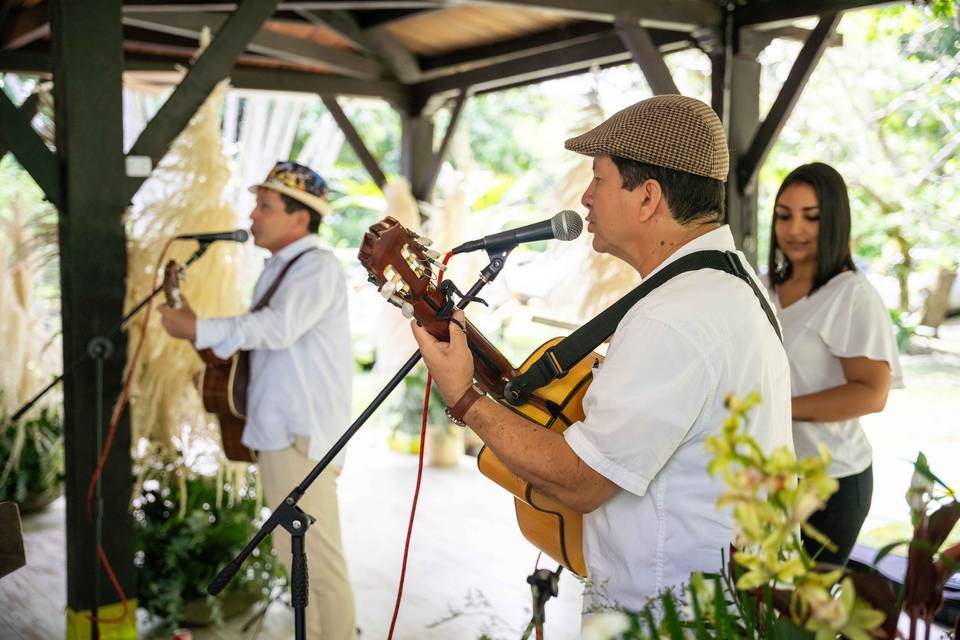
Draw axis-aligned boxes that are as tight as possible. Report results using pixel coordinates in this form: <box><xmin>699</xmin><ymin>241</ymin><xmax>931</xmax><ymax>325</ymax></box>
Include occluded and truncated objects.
<box><xmin>565</xmin><ymin>95</ymin><xmax>729</xmax><ymax>181</ymax></box>
<box><xmin>249</xmin><ymin>161</ymin><xmax>333</xmax><ymax>217</ymax></box>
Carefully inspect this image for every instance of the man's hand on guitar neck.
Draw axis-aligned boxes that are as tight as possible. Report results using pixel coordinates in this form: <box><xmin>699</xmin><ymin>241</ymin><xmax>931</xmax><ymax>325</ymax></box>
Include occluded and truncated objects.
<box><xmin>410</xmin><ymin>308</ymin><xmax>474</xmax><ymax>406</ymax></box>
<box><xmin>412</xmin><ymin>308</ymin><xmax>620</xmax><ymax>513</ymax></box>
<box><xmin>158</xmin><ymin>300</ymin><xmax>198</xmax><ymax>343</ymax></box>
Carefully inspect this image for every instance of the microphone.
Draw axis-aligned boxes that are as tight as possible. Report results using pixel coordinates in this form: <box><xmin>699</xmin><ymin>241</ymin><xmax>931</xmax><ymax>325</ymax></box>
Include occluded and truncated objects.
<box><xmin>175</xmin><ymin>229</ymin><xmax>249</xmax><ymax>243</ymax></box>
<box><xmin>450</xmin><ymin>210</ymin><xmax>583</xmax><ymax>255</ymax></box>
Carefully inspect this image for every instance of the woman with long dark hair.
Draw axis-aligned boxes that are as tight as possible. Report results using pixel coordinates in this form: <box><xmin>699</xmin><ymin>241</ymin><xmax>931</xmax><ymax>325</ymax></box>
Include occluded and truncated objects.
<box><xmin>765</xmin><ymin>162</ymin><xmax>903</xmax><ymax>566</ymax></box>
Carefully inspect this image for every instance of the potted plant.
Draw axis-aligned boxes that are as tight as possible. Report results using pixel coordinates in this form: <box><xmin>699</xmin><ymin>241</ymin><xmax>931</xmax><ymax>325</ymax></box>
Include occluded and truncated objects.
<box><xmin>133</xmin><ymin>459</ymin><xmax>284</xmax><ymax>632</ymax></box>
<box><xmin>0</xmin><ymin>406</ymin><xmax>64</xmax><ymax>513</ymax></box>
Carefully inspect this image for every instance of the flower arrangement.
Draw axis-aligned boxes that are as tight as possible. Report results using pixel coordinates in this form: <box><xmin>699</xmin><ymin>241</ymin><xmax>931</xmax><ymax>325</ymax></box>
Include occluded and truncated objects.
<box><xmin>581</xmin><ymin>393</ymin><xmax>960</xmax><ymax>640</ymax></box>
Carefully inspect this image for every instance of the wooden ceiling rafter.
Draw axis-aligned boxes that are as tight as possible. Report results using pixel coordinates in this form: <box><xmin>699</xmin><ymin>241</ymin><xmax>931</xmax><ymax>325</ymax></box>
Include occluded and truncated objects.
<box><xmin>0</xmin><ymin>2</ymin><xmax>49</xmax><ymax>50</ymax></box>
<box><xmin>121</xmin><ymin>10</ymin><xmax>384</xmax><ymax>79</ymax></box>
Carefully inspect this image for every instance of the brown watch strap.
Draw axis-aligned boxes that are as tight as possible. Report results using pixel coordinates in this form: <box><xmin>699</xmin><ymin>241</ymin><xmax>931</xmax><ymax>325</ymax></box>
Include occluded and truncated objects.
<box><xmin>447</xmin><ymin>386</ymin><xmax>484</xmax><ymax>425</ymax></box>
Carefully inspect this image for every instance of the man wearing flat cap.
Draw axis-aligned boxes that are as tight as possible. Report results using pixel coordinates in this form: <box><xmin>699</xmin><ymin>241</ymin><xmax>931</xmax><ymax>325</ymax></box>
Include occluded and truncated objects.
<box><xmin>160</xmin><ymin>161</ymin><xmax>357</xmax><ymax>639</ymax></box>
<box><xmin>413</xmin><ymin>96</ymin><xmax>792</xmax><ymax>609</ymax></box>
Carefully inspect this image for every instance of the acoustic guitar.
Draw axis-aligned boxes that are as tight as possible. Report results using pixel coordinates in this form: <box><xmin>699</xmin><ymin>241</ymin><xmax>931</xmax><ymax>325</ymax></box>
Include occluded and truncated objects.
<box><xmin>162</xmin><ymin>260</ymin><xmax>255</xmax><ymax>462</ymax></box>
<box><xmin>358</xmin><ymin>217</ymin><xmax>598</xmax><ymax>576</ymax></box>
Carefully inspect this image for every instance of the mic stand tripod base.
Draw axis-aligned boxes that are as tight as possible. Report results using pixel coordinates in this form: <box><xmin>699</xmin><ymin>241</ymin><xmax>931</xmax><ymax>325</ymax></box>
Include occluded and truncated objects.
<box><xmin>277</xmin><ymin>498</ymin><xmax>314</xmax><ymax>640</ymax></box>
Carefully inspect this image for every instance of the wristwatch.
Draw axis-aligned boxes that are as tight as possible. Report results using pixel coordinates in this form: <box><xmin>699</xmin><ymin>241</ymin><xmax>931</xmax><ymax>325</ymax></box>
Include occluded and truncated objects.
<box><xmin>445</xmin><ymin>385</ymin><xmax>484</xmax><ymax>427</ymax></box>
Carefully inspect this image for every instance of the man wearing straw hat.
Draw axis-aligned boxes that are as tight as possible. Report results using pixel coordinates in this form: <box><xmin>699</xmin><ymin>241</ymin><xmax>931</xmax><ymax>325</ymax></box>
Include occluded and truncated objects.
<box><xmin>412</xmin><ymin>96</ymin><xmax>793</xmax><ymax>610</ymax></box>
<box><xmin>160</xmin><ymin>161</ymin><xmax>356</xmax><ymax>639</ymax></box>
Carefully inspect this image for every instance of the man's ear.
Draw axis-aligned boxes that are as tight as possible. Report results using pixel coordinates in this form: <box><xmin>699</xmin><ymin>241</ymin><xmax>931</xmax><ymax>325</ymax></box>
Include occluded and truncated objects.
<box><xmin>634</xmin><ymin>179</ymin><xmax>663</xmax><ymax>223</ymax></box>
<box><xmin>296</xmin><ymin>208</ymin><xmax>311</xmax><ymax>231</ymax></box>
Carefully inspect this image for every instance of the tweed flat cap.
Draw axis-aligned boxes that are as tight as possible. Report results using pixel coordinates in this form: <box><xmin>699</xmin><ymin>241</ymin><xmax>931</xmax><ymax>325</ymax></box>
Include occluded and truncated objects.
<box><xmin>565</xmin><ymin>95</ymin><xmax>729</xmax><ymax>181</ymax></box>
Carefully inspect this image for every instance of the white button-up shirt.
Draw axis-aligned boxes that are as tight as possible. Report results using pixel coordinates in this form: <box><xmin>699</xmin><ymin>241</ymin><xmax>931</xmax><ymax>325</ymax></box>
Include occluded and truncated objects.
<box><xmin>195</xmin><ymin>235</ymin><xmax>353</xmax><ymax>466</ymax></box>
<box><xmin>563</xmin><ymin>226</ymin><xmax>793</xmax><ymax>610</ymax></box>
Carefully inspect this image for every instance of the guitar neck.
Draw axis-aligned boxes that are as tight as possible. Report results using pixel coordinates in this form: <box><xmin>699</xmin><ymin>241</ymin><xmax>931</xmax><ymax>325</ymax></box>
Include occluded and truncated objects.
<box><xmin>463</xmin><ymin>321</ymin><xmax>515</xmax><ymax>398</ymax></box>
<box><xmin>409</xmin><ymin>293</ymin><xmax>515</xmax><ymax>398</ymax></box>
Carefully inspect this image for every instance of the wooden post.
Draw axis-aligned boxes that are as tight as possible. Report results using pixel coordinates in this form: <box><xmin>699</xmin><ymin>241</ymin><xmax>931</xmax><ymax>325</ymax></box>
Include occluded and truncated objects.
<box><xmin>50</xmin><ymin>0</ymin><xmax>137</xmax><ymax>636</ymax></box>
<box><xmin>721</xmin><ymin>26</ymin><xmax>770</xmax><ymax>266</ymax></box>
<box><xmin>401</xmin><ymin>109</ymin><xmax>436</xmax><ymax>203</ymax></box>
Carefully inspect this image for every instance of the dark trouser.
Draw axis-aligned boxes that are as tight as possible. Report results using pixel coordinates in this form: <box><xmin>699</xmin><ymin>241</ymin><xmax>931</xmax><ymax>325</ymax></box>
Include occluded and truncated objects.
<box><xmin>802</xmin><ymin>465</ymin><xmax>873</xmax><ymax>567</ymax></box>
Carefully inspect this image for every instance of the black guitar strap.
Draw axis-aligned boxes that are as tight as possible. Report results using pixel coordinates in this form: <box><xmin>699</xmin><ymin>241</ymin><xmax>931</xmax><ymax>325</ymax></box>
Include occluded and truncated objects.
<box><xmin>251</xmin><ymin>247</ymin><xmax>317</xmax><ymax>312</ymax></box>
<box><xmin>503</xmin><ymin>250</ymin><xmax>781</xmax><ymax>406</ymax></box>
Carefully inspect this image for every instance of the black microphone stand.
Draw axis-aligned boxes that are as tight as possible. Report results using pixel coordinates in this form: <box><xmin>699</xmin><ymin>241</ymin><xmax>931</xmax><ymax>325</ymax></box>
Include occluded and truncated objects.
<box><xmin>6</xmin><ymin>240</ymin><xmax>217</xmax><ymax>639</ymax></box>
<box><xmin>8</xmin><ymin>240</ymin><xmax>216</xmax><ymax>424</ymax></box>
<box><xmin>207</xmin><ymin>248</ymin><xmax>515</xmax><ymax>640</ymax></box>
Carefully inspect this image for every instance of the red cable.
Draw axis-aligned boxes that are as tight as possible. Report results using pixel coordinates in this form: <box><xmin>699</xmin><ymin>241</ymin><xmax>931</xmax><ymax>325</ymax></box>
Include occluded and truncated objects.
<box><xmin>387</xmin><ymin>251</ymin><xmax>454</xmax><ymax>639</ymax></box>
<box><xmin>83</xmin><ymin>238</ymin><xmax>176</xmax><ymax>627</ymax></box>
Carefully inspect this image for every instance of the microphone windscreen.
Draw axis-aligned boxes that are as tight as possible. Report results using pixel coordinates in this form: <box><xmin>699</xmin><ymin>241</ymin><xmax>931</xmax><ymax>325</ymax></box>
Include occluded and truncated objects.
<box><xmin>234</xmin><ymin>229</ymin><xmax>250</xmax><ymax>242</ymax></box>
<box><xmin>551</xmin><ymin>210</ymin><xmax>583</xmax><ymax>241</ymax></box>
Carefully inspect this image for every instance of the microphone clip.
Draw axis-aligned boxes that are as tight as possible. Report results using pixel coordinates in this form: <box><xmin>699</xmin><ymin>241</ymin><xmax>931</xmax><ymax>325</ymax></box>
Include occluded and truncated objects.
<box><xmin>437</xmin><ymin>280</ymin><xmax>487</xmax><ymax>331</ymax></box>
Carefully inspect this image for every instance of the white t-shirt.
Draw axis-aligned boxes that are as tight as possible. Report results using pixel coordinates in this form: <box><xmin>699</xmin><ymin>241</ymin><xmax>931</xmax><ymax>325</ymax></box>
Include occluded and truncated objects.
<box><xmin>195</xmin><ymin>235</ymin><xmax>353</xmax><ymax>466</ymax></box>
<box><xmin>563</xmin><ymin>226</ymin><xmax>793</xmax><ymax>611</ymax></box>
<box><xmin>766</xmin><ymin>271</ymin><xmax>904</xmax><ymax>478</ymax></box>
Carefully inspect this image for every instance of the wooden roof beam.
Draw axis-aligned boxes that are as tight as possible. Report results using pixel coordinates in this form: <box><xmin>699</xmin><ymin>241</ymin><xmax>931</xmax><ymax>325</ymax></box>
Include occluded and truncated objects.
<box><xmin>755</xmin><ymin>25</ymin><xmax>843</xmax><ymax>47</ymax></box>
<box><xmin>0</xmin><ymin>91</ymin><xmax>59</xmax><ymax>207</ymax></box>
<box><xmin>615</xmin><ymin>18</ymin><xmax>679</xmax><ymax>95</ymax></box>
<box><xmin>294</xmin><ymin>9</ymin><xmax>423</xmax><ymax>82</ymax></box>
<box><xmin>419</xmin><ymin>89</ymin><xmax>466</xmax><ymax>200</ymax></box>
<box><xmin>411</xmin><ymin>29</ymin><xmax>691</xmax><ymax>104</ymax></box>
<box><xmin>321</xmin><ymin>96</ymin><xmax>388</xmax><ymax>190</ymax></box>
<box><xmin>123</xmin><ymin>11</ymin><xmax>384</xmax><ymax>79</ymax></box>
<box><xmin>0</xmin><ymin>52</ymin><xmax>408</xmax><ymax>104</ymax></box>
<box><xmin>229</xmin><ymin>66</ymin><xmax>407</xmax><ymax>104</ymax></box>
<box><xmin>0</xmin><ymin>91</ymin><xmax>38</xmax><ymax>160</ymax></box>
<box><xmin>452</xmin><ymin>0</ymin><xmax>721</xmax><ymax>31</ymax></box>
<box><xmin>737</xmin><ymin>13</ymin><xmax>841</xmax><ymax>192</ymax></box>
<box><xmin>734</xmin><ymin>0</ymin><xmax>885</xmax><ymax>28</ymax></box>
<box><xmin>1</xmin><ymin>4</ymin><xmax>50</xmax><ymax>50</ymax></box>
<box><xmin>123</xmin><ymin>0</ymin><xmax>281</xmax><ymax>203</ymax></box>
<box><xmin>122</xmin><ymin>0</ymin><xmax>720</xmax><ymax>30</ymax></box>
<box><xmin>123</xmin><ymin>2</ymin><xmax>441</xmax><ymax>11</ymax></box>
<box><xmin>417</xmin><ymin>21</ymin><xmax>610</xmax><ymax>76</ymax></box>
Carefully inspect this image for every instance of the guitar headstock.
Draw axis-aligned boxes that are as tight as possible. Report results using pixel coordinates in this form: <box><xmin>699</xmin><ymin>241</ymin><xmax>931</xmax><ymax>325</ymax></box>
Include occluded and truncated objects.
<box><xmin>162</xmin><ymin>260</ymin><xmax>184</xmax><ymax>309</ymax></box>
<box><xmin>358</xmin><ymin>217</ymin><xmax>450</xmax><ymax>337</ymax></box>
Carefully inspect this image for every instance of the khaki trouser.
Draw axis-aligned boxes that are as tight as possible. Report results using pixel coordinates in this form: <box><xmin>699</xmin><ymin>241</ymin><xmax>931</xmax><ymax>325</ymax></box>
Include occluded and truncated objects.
<box><xmin>258</xmin><ymin>437</ymin><xmax>356</xmax><ymax>640</ymax></box>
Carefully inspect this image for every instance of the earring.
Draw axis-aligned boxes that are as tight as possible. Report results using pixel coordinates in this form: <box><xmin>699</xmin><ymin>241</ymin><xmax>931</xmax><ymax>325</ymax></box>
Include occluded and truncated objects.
<box><xmin>775</xmin><ymin>248</ymin><xmax>788</xmax><ymax>276</ymax></box>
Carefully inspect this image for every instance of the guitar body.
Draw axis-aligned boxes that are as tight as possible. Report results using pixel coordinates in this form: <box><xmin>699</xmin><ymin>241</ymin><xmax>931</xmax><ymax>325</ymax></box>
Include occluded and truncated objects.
<box><xmin>359</xmin><ymin>217</ymin><xmax>597</xmax><ymax>577</ymax></box>
<box><xmin>197</xmin><ymin>349</ymin><xmax>255</xmax><ymax>462</ymax></box>
<box><xmin>477</xmin><ymin>337</ymin><xmax>599</xmax><ymax>577</ymax></box>
<box><xmin>163</xmin><ymin>260</ymin><xmax>255</xmax><ymax>463</ymax></box>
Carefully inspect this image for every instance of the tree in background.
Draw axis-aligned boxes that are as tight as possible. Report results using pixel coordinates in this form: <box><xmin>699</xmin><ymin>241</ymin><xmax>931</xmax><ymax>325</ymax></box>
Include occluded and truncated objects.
<box><xmin>758</xmin><ymin>3</ymin><xmax>959</xmax><ymax>311</ymax></box>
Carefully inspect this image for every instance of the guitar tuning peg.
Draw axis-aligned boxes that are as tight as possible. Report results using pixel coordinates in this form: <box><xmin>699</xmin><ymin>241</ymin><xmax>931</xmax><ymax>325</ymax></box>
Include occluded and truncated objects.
<box><xmin>380</xmin><ymin>282</ymin><xmax>396</xmax><ymax>299</ymax></box>
<box><xmin>400</xmin><ymin>302</ymin><xmax>414</xmax><ymax>319</ymax></box>
<box><xmin>416</xmin><ymin>236</ymin><xmax>433</xmax><ymax>247</ymax></box>
<box><xmin>424</xmin><ymin>249</ymin><xmax>442</xmax><ymax>261</ymax></box>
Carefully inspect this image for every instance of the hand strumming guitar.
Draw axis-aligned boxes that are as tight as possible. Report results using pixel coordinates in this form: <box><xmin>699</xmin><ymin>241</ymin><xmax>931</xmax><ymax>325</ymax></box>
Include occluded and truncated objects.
<box><xmin>158</xmin><ymin>299</ymin><xmax>198</xmax><ymax>342</ymax></box>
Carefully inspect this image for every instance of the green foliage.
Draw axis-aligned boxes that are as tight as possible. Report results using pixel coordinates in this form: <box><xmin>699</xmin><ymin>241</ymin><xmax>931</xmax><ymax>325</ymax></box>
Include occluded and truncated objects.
<box><xmin>888</xmin><ymin>308</ymin><xmax>917</xmax><ymax>352</ymax></box>
<box><xmin>757</xmin><ymin>5</ymin><xmax>960</xmax><ymax>299</ymax></box>
<box><xmin>455</xmin><ymin>89</ymin><xmax>553</xmax><ymax>176</ymax></box>
<box><xmin>0</xmin><ymin>407</ymin><xmax>63</xmax><ymax>511</ymax></box>
<box><xmin>133</xmin><ymin>466</ymin><xmax>283</xmax><ymax>631</ymax></box>
<box><xmin>394</xmin><ymin>365</ymin><xmax>450</xmax><ymax>437</ymax></box>
<box><xmin>319</xmin><ymin>177</ymin><xmax>384</xmax><ymax>248</ymax></box>
<box><xmin>470</xmin><ymin>175</ymin><xmax>517</xmax><ymax>212</ymax></box>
